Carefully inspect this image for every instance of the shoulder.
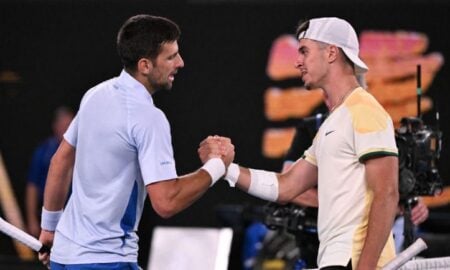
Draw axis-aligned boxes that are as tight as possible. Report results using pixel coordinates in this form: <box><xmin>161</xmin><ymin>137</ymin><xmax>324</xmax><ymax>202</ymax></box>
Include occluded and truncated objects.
<box><xmin>131</xmin><ymin>105</ymin><xmax>170</xmax><ymax>136</ymax></box>
<box><xmin>343</xmin><ymin>88</ymin><xmax>392</xmax><ymax>133</ymax></box>
<box><xmin>79</xmin><ymin>78</ymin><xmax>116</xmax><ymax>105</ymax></box>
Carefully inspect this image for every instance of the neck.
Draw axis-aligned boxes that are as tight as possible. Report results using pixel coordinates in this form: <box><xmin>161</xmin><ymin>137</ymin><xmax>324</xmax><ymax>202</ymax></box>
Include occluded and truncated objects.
<box><xmin>321</xmin><ymin>60</ymin><xmax>363</xmax><ymax>111</ymax></box>
<box><xmin>126</xmin><ymin>68</ymin><xmax>156</xmax><ymax>95</ymax></box>
<box><xmin>329</xmin><ymin>87</ymin><xmax>357</xmax><ymax>111</ymax></box>
<box><xmin>323</xmin><ymin>77</ymin><xmax>360</xmax><ymax>111</ymax></box>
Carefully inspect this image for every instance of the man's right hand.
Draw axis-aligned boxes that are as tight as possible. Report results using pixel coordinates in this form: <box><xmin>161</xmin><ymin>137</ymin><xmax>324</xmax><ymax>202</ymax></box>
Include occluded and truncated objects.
<box><xmin>38</xmin><ymin>230</ymin><xmax>54</xmax><ymax>269</ymax></box>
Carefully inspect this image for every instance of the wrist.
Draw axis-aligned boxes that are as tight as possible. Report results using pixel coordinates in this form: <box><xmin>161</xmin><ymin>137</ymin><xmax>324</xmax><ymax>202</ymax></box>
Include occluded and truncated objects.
<box><xmin>41</xmin><ymin>208</ymin><xmax>63</xmax><ymax>232</ymax></box>
<box><xmin>224</xmin><ymin>163</ymin><xmax>240</xmax><ymax>187</ymax></box>
<box><xmin>201</xmin><ymin>158</ymin><xmax>226</xmax><ymax>186</ymax></box>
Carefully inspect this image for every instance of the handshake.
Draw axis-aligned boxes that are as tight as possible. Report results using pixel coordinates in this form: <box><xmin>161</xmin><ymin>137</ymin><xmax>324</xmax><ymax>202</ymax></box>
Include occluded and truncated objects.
<box><xmin>197</xmin><ymin>135</ymin><xmax>239</xmax><ymax>187</ymax></box>
<box><xmin>198</xmin><ymin>135</ymin><xmax>280</xmax><ymax>203</ymax></box>
<box><xmin>198</xmin><ymin>135</ymin><xmax>235</xmax><ymax>167</ymax></box>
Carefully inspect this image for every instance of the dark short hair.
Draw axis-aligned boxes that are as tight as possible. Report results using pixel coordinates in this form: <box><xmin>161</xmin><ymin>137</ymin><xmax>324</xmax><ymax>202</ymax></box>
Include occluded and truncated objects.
<box><xmin>117</xmin><ymin>15</ymin><xmax>181</xmax><ymax>71</ymax></box>
<box><xmin>295</xmin><ymin>20</ymin><xmax>310</xmax><ymax>39</ymax></box>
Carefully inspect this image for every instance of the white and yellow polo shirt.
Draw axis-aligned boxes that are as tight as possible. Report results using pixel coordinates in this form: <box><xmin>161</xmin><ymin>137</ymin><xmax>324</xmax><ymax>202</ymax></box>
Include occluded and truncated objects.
<box><xmin>304</xmin><ymin>87</ymin><xmax>398</xmax><ymax>269</ymax></box>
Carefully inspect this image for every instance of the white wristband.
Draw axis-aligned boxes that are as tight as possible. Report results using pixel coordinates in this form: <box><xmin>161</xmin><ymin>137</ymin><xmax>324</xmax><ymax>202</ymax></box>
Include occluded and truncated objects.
<box><xmin>224</xmin><ymin>163</ymin><xmax>240</xmax><ymax>187</ymax></box>
<box><xmin>201</xmin><ymin>158</ymin><xmax>226</xmax><ymax>186</ymax></box>
<box><xmin>41</xmin><ymin>208</ymin><xmax>63</xmax><ymax>231</ymax></box>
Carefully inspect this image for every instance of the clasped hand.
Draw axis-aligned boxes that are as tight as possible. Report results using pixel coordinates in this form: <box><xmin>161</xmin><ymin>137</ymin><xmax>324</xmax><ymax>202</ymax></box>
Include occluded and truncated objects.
<box><xmin>198</xmin><ymin>135</ymin><xmax>235</xmax><ymax>167</ymax></box>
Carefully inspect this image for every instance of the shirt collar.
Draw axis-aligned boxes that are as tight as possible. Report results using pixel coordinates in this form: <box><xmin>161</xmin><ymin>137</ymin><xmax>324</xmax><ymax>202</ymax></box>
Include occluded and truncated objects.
<box><xmin>115</xmin><ymin>69</ymin><xmax>153</xmax><ymax>104</ymax></box>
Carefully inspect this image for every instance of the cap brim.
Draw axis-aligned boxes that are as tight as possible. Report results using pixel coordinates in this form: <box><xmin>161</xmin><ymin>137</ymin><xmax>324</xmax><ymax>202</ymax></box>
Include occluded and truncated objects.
<box><xmin>341</xmin><ymin>48</ymin><xmax>368</xmax><ymax>74</ymax></box>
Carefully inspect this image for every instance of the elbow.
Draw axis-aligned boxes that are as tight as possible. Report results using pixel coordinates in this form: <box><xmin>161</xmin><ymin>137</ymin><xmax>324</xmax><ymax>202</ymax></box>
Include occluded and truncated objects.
<box><xmin>276</xmin><ymin>189</ymin><xmax>293</xmax><ymax>205</ymax></box>
<box><xmin>148</xmin><ymin>183</ymin><xmax>182</xmax><ymax>219</ymax></box>
<box><xmin>152</xmin><ymin>201</ymin><xmax>178</xmax><ymax>219</ymax></box>
<box><xmin>157</xmin><ymin>211</ymin><xmax>175</xmax><ymax>219</ymax></box>
<box><xmin>386</xmin><ymin>188</ymin><xmax>399</xmax><ymax>219</ymax></box>
<box><xmin>277</xmin><ymin>181</ymin><xmax>309</xmax><ymax>205</ymax></box>
<box><xmin>387</xmin><ymin>182</ymin><xmax>400</xmax><ymax>205</ymax></box>
<box><xmin>154</xmin><ymin>207</ymin><xmax>176</xmax><ymax>219</ymax></box>
<box><xmin>276</xmin><ymin>198</ymin><xmax>290</xmax><ymax>205</ymax></box>
<box><xmin>391</xmin><ymin>188</ymin><xmax>400</xmax><ymax>206</ymax></box>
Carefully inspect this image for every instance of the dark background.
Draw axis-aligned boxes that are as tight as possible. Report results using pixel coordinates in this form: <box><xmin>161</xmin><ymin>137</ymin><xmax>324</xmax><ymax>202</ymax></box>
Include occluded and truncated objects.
<box><xmin>1</xmin><ymin>1</ymin><xmax>450</xmax><ymax>269</ymax></box>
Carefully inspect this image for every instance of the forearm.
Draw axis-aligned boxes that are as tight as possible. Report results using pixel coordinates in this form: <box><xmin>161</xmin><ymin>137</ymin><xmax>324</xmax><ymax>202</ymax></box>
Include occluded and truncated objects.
<box><xmin>234</xmin><ymin>166</ymin><xmax>284</xmax><ymax>202</ymax></box>
<box><xmin>164</xmin><ymin>170</ymin><xmax>213</xmax><ymax>217</ymax></box>
<box><xmin>230</xmin><ymin>159</ymin><xmax>318</xmax><ymax>204</ymax></box>
<box><xmin>148</xmin><ymin>158</ymin><xmax>225</xmax><ymax>218</ymax></box>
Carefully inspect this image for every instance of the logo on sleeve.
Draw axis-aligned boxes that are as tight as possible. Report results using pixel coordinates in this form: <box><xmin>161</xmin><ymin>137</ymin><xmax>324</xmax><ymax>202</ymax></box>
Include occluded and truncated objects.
<box><xmin>325</xmin><ymin>130</ymin><xmax>336</xmax><ymax>136</ymax></box>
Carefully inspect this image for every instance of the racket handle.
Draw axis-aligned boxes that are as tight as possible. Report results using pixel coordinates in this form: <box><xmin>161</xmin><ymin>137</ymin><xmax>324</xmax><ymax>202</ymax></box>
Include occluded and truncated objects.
<box><xmin>39</xmin><ymin>244</ymin><xmax>51</xmax><ymax>253</ymax></box>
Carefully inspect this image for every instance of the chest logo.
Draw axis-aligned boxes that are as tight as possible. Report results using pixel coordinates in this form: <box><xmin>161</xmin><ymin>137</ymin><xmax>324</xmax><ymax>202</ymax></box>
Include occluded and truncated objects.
<box><xmin>325</xmin><ymin>130</ymin><xmax>336</xmax><ymax>136</ymax></box>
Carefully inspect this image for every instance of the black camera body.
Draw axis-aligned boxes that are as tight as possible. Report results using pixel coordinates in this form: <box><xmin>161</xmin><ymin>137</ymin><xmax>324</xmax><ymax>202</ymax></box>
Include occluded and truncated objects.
<box><xmin>263</xmin><ymin>203</ymin><xmax>317</xmax><ymax>234</ymax></box>
<box><xmin>396</xmin><ymin>117</ymin><xmax>443</xmax><ymax>201</ymax></box>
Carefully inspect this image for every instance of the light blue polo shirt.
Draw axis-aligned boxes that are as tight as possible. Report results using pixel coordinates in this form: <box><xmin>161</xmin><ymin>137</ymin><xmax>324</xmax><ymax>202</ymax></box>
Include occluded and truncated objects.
<box><xmin>51</xmin><ymin>70</ymin><xmax>178</xmax><ymax>264</ymax></box>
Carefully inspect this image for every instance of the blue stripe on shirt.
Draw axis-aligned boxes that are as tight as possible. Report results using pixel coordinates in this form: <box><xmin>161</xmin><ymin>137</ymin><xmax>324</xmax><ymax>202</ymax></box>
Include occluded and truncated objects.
<box><xmin>120</xmin><ymin>181</ymin><xmax>138</xmax><ymax>237</ymax></box>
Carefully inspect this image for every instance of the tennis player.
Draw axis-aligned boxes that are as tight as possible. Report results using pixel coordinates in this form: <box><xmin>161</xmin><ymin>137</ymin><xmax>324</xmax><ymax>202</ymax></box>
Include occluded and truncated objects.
<box><xmin>38</xmin><ymin>14</ymin><xmax>233</xmax><ymax>270</ymax></box>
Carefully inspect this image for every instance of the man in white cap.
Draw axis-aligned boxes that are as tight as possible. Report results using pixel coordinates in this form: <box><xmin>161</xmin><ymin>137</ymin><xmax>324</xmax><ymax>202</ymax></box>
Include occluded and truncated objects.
<box><xmin>199</xmin><ymin>17</ymin><xmax>399</xmax><ymax>270</ymax></box>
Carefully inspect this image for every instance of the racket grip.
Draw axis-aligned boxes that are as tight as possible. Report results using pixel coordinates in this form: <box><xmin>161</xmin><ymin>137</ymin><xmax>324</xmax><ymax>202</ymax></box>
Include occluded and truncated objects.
<box><xmin>39</xmin><ymin>244</ymin><xmax>51</xmax><ymax>253</ymax></box>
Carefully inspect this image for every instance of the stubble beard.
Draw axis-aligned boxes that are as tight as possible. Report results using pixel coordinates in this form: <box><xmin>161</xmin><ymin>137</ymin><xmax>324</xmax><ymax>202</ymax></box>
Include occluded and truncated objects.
<box><xmin>148</xmin><ymin>75</ymin><xmax>173</xmax><ymax>92</ymax></box>
<box><xmin>302</xmin><ymin>79</ymin><xmax>314</xmax><ymax>90</ymax></box>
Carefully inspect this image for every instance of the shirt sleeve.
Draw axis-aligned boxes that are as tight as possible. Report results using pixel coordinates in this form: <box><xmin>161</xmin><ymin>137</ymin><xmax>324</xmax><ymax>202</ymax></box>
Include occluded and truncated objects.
<box><xmin>63</xmin><ymin>114</ymin><xmax>78</xmax><ymax>147</ymax></box>
<box><xmin>351</xmin><ymin>105</ymin><xmax>398</xmax><ymax>162</ymax></box>
<box><xmin>132</xmin><ymin>109</ymin><xmax>177</xmax><ymax>185</ymax></box>
<box><xmin>303</xmin><ymin>136</ymin><xmax>317</xmax><ymax>166</ymax></box>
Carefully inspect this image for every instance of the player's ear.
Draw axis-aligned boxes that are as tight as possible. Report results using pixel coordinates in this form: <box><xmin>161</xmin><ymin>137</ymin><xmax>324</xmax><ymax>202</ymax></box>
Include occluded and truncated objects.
<box><xmin>327</xmin><ymin>45</ymin><xmax>338</xmax><ymax>63</ymax></box>
<box><xmin>137</xmin><ymin>58</ymin><xmax>153</xmax><ymax>75</ymax></box>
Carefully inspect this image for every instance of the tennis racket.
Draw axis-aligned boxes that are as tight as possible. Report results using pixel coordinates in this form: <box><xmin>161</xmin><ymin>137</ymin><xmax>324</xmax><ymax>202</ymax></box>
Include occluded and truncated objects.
<box><xmin>0</xmin><ymin>216</ymin><xmax>50</xmax><ymax>253</ymax></box>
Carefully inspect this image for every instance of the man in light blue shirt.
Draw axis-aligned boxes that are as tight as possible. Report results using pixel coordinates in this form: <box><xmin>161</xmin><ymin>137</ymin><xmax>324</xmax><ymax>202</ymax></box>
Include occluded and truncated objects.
<box><xmin>38</xmin><ymin>14</ymin><xmax>234</xmax><ymax>270</ymax></box>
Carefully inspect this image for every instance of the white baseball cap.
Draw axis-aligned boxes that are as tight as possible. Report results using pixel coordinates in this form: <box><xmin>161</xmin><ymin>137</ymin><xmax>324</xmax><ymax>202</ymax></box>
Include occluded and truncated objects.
<box><xmin>297</xmin><ymin>17</ymin><xmax>368</xmax><ymax>74</ymax></box>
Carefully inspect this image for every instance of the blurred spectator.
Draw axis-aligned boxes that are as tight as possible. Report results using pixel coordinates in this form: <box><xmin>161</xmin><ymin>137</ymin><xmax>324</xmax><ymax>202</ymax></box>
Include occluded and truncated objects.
<box><xmin>25</xmin><ymin>106</ymin><xmax>74</xmax><ymax>237</ymax></box>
